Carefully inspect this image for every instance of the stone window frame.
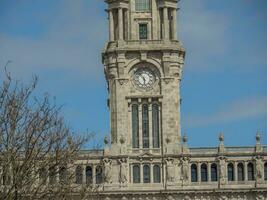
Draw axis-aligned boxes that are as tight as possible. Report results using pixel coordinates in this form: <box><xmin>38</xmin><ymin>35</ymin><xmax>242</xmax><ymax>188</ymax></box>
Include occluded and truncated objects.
<box><xmin>190</xmin><ymin>163</ymin><xmax>198</xmax><ymax>183</ymax></box>
<box><xmin>227</xmin><ymin>162</ymin><xmax>235</xmax><ymax>182</ymax></box>
<box><xmin>237</xmin><ymin>162</ymin><xmax>244</xmax><ymax>181</ymax></box>
<box><xmin>200</xmin><ymin>163</ymin><xmax>208</xmax><ymax>182</ymax></box>
<box><xmin>264</xmin><ymin>162</ymin><xmax>267</xmax><ymax>181</ymax></box>
<box><xmin>247</xmin><ymin>162</ymin><xmax>255</xmax><ymax>181</ymax></box>
<box><xmin>129</xmin><ymin>98</ymin><xmax>162</xmax><ymax>150</ymax></box>
<box><xmin>210</xmin><ymin>163</ymin><xmax>218</xmax><ymax>182</ymax></box>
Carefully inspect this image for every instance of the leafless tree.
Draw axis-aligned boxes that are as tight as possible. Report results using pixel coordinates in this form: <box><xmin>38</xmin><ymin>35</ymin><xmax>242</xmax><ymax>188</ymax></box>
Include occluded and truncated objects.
<box><xmin>0</xmin><ymin>71</ymin><xmax>95</xmax><ymax>200</ymax></box>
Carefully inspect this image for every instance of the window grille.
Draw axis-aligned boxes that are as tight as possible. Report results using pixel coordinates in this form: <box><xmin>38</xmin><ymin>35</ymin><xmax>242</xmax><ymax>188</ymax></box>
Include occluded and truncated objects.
<box><xmin>152</xmin><ymin>104</ymin><xmax>160</xmax><ymax>148</ymax></box>
<box><xmin>201</xmin><ymin>164</ymin><xmax>208</xmax><ymax>182</ymax></box>
<box><xmin>228</xmin><ymin>163</ymin><xmax>234</xmax><ymax>181</ymax></box>
<box><xmin>191</xmin><ymin>164</ymin><xmax>197</xmax><ymax>182</ymax></box>
<box><xmin>133</xmin><ymin>165</ymin><xmax>141</xmax><ymax>183</ymax></box>
<box><xmin>247</xmin><ymin>163</ymin><xmax>254</xmax><ymax>181</ymax></box>
<box><xmin>132</xmin><ymin>104</ymin><xmax>139</xmax><ymax>148</ymax></box>
<box><xmin>153</xmin><ymin>165</ymin><xmax>161</xmax><ymax>183</ymax></box>
<box><xmin>211</xmin><ymin>163</ymin><xmax>217</xmax><ymax>182</ymax></box>
<box><xmin>142</xmin><ymin>104</ymin><xmax>149</xmax><ymax>148</ymax></box>
<box><xmin>139</xmin><ymin>24</ymin><xmax>148</xmax><ymax>40</ymax></box>
<box><xmin>237</xmin><ymin>163</ymin><xmax>244</xmax><ymax>181</ymax></box>
<box><xmin>143</xmin><ymin>164</ymin><xmax>150</xmax><ymax>183</ymax></box>
<box><xmin>135</xmin><ymin>0</ymin><xmax>151</xmax><ymax>12</ymax></box>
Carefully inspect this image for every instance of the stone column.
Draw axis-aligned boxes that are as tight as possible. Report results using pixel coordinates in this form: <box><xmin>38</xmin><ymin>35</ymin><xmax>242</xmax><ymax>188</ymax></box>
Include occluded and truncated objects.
<box><xmin>150</xmin><ymin>163</ymin><xmax>153</xmax><ymax>183</ymax></box>
<box><xmin>138</xmin><ymin>102</ymin><xmax>143</xmax><ymax>149</ymax></box>
<box><xmin>171</xmin><ymin>8</ymin><xmax>177</xmax><ymax>40</ymax></box>
<box><xmin>163</xmin><ymin>7</ymin><xmax>169</xmax><ymax>40</ymax></box>
<box><xmin>197</xmin><ymin>163</ymin><xmax>201</xmax><ymax>182</ymax></box>
<box><xmin>244</xmin><ymin>162</ymin><xmax>248</xmax><ymax>181</ymax></box>
<box><xmin>148</xmin><ymin>102</ymin><xmax>153</xmax><ymax>149</ymax></box>
<box><xmin>83</xmin><ymin>165</ymin><xmax>86</xmax><ymax>184</ymax></box>
<box><xmin>140</xmin><ymin>163</ymin><xmax>144</xmax><ymax>183</ymax></box>
<box><xmin>208</xmin><ymin>163</ymin><xmax>211</xmax><ymax>182</ymax></box>
<box><xmin>93</xmin><ymin>165</ymin><xmax>96</xmax><ymax>184</ymax></box>
<box><xmin>118</xmin><ymin>7</ymin><xmax>124</xmax><ymax>40</ymax></box>
<box><xmin>234</xmin><ymin>162</ymin><xmax>238</xmax><ymax>181</ymax></box>
<box><xmin>108</xmin><ymin>9</ymin><xmax>114</xmax><ymax>41</ymax></box>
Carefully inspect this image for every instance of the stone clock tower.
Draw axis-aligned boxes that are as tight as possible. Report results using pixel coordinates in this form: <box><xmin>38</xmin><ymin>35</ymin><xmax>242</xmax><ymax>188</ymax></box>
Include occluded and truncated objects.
<box><xmin>102</xmin><ymin>0</ymin><xmax>185</xmax><ymax>156</ymax></box>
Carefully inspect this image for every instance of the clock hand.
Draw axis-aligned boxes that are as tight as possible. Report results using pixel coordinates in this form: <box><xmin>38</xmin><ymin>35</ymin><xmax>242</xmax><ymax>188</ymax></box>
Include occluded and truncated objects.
<box><xmin>142</xmin><ymin>76</ymin><xmax>146</xmax><ymax>85</ymax></box>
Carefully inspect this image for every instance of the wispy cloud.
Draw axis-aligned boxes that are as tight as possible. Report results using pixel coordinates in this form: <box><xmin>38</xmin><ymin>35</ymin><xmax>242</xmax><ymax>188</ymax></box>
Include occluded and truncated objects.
<box><xmin>0</xmin><ymin>0</ymin><xmax>107</xmax><ymax>81</ymax></box>
<box><xmin>183</xmin><ymin>96</ymin><xmax>267</xmax><ymax>127</ymax></box>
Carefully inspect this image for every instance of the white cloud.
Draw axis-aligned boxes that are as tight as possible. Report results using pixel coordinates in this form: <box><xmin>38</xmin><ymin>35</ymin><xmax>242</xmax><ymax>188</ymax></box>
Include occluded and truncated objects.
<box><xmin>183</xmin><ymin>96</ymin><xmax>267</xmax><ymax>127</ymax></box>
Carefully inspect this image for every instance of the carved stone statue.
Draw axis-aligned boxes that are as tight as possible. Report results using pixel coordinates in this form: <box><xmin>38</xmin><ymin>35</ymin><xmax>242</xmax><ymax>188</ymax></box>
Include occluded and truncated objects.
<box><xmin>181</xmin><ymin>157</ymin><xmax>190</xmax><ymax>184</ymax></box>
<box><xmin>103</xmin><ymin>158</ymin><xmax>112</xmax><ymax>184</ymax></box>
<box><xmin>118</xmin><ymin>158</ymin><xmax>128</xmax><ymax>184</ymax></box>
<box><xmin>166</xmin><ymin>158</ymin><xmax>175</xmax><ymax>182</ymax></box>
<box><xmin>255</xmin><ymin>156</ymin><xmax>264</xmax><ymax>183</ymax></box>
<box><xmin>218</xmin><ymin>156</ymin><xmax>226</xmax><ymax>185</ymax></box>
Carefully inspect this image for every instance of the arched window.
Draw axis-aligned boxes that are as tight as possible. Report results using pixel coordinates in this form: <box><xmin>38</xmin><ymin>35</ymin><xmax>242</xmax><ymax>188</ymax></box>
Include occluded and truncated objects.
<box><xmin>152</xmin><ymin>104</ymin><xmax>160</xmax><ymax>148</ymax></box>
<box><xmin>153</xmin><ymin>165</ymin><xmax>161</xmax><ymax>183</ymax></box>
<box><xmin>237</xmin><ymin>163</ymin><xmax>244</xmax><ymax>181</ymax></box>
<box><xmin>191</xmin><ymin>164</ymin><xmax>197</xmax><ymax>182</ymax></box>
<box><xmin>59</xmin><ymin>166</ymin><xmax>67</xmax><ymax>183</ymax></box>
<box><xmin>211</xmin><ymin>163</ymin><xmax>217</xmax><ymax>182</ymax></box>
<box><xmin>132</xmin><ymin>104</ymin><xmax>139</xmax><ymax>148</ymax></box>
<box><xmin>75</xmin><ymin>165</ymin><xmax>83</xmax><ymax>184</ymax></box>
<box><xmin>86</xmin><ymin>166</ymin><xmax>93</xmax><ymax>184</ymax></box>
<box><xmin>264</xmin><ymin>162</ymin><xmax>267</xmax><ymax>181</ymax></box>
<box><xmin>143</xmin><ymin>164</ymin><xmax>150</xmax><ymax>183</ymax></box>
<box><xmin>142</xmin><ymin>104</ymin><xmax>149</xmax><ymax>148</ymax></box>
<box><xmin>201</xmin><ymin>164</ymin><xmax>208</xmax><ymax>182</ymax></box>
<box><xmin>96</xmin><ymin>165</ymin><xmax>103</xmax><ymax>184</ymax></box>
<box><xmin>39</xmin><ymin>167</ymin><xmax>47</xmax><ymax>183</ymax></box>
<box><xmin>228</xmin><ymin>163</ymin><xmax>234</xmax><ymax>181</ymax></box>
<box><xmin>247</xmin><ymin>163</ymin><xmax>254</xmax><ymax>181</ymax></box>
<box><xmin>133</xmin><ymin>165</ymin><xmax>140</xmax><ymax>183</ymax></box>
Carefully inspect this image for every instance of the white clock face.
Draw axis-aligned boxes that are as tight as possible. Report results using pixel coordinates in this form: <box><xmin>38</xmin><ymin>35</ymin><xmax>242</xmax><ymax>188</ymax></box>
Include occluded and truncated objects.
<box><xmin>133</xmin><ymin>68</ymin><xmax>155</xmax><ymax>90</ymax></box>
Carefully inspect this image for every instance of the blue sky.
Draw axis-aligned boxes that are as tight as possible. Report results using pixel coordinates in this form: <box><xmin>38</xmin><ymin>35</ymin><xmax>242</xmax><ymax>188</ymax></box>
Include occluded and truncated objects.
<box><xmin>0</xmin><ymin>0</ymin><xmax>266</xmax><ymax>148</ymax></box>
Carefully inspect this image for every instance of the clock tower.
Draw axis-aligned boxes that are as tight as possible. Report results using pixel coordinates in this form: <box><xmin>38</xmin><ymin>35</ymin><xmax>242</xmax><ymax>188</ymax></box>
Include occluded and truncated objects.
<box><xmin>102</xmin><ymin>0</ymin><xmax>185</xmax><ymax>156</ymax></box>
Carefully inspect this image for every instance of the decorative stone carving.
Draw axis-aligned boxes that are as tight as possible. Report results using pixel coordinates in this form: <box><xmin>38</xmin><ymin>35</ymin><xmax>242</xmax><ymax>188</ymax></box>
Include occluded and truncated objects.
<box><xmin>255</xmin><ymin>156</ymin><xmax>264</xmax><ymax>183</ymax></box>
<box><xmin>218</xmin><ymin>156</ymin><xmax>227</xmax><ymax>185</ymax></box>
<box><xmin>103</xmin><ymin>158</ymin><xmax>112</xmax><ymax>184</ymax></box>
<box><xmin>165</xmin><ymin>157</ymin><xmax>175</xmax><ymax>182</ymax></box>
<box><xmin>118</xmin><ymin>79</ymin><xmax>129</xmax><ymax>85</ymax></box>
<box><xmin>181</xmin><ymin>157</ymin><xmax>190</xmax><ymax>185</ymax></box>
<box><xmin>118</xmin><ymin>158</ymin><xmax>128</xmax><ymax>184</ymax></box>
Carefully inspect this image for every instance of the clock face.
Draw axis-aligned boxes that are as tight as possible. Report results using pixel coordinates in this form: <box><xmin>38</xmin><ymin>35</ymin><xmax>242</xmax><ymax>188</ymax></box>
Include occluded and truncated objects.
<box><xmin>133</xmin><ymin>68</ymin><xmax>156</xmax><ymax>90</ymax></box>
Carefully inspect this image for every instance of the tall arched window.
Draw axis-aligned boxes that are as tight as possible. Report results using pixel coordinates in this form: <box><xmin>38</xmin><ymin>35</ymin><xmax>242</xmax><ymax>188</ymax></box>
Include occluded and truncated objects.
<box><xmin>133</xmin><ymin>165</ymin><xmax>140</xmax><ymax>183</ymax></box>
<box><xmin>143</xmin><ymin>164</ymin><xmax>150</xmax><ymax>183</ymax></box>
<box><xmin>142</xmin><ymin>104</ymin><xmax>149</xmax><ymax>148</ymax></box>
<box><xmin>247</xmin><ymin>163</ymin><xmax>254</xmax><ymax>181</ymax></box>
<box><xmin>132</xmin><ymin>104</ymin><xmax>139</xmax><ymax>148</ymax></box>
<box><xmin>152</xmin><ymin>104</ymin><xmax>160</xmax><ymax>148</ymax></box>
<box><xmin>59</xmin><ymin>166</ymin><xmax>67</xmax><ymax>183</ymax></box>
<box><xmin>86</xmin><ymin>166</ymin><xmax>93</xmax><ymax>184</ymax></box>
<box><xmin>201</xmin><ymin>164</ymin><xmax>208</xmax><ymax>182</ymax></box>
<box><xmin>237</xmin><ymin>163</ymin><xmax>244</xmax><ymax>181</ymax></box>
<box><xmin>228</xmin><ymin>163</ymin><xmax>234</xmax><ymax>181</ymax></box>
<box><xmin>76</xmin><ymin>165</ymin><xmax>83</xmax><ymax>184</ymax></box>
<box><xmin>264</xmin><ymin>162</ymin><xmax>267</xmax><ymax>181</ymax></box>
<box><xmin>153</xmin><ymin>165</ymin><xmax>161</xmax><ymax>183</ymax></box>
<box><xmin>96</xmin><ymin>165</ymin><xmax>103</xmax><ymax>184</ymax></box>
<box><xmin>211</xmin><ymin>163</ymin><xmax>218</xmax><ymax>182</ymax></box>
<box><xmin>191</xmin><ymin>164</ymin><xmax>197</xmax><ymax>182</ymax></box>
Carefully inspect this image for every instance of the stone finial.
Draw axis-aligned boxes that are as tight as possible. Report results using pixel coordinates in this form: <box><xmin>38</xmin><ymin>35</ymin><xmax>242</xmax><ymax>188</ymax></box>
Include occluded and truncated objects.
<box><xmin>219</xmin><ymin>132</ymin><xmax>224</xmax><ymax>142</ymax></box>
<box><xmin>104</xmin><ymin>136</ymin><xmax>109</xmax><ymax>145</ymax></box>
<box><xmin>255</xmin><ymin>131</ymin><xmax>262</xmax><ymax>153</ymax></box>
<box><xmin>183</xmin><ymin>134</ymin><xmax>188</xmax><ymax>143</ymax></box>
<box><xmin>256</xmin><ymin>131</ymin><xmax>261</xmax><ymax>143</ymax></box>
<box><xmin>218</xmin><ymin>132</ymin><xmax>225</xmax><ymax>153</ymax></box>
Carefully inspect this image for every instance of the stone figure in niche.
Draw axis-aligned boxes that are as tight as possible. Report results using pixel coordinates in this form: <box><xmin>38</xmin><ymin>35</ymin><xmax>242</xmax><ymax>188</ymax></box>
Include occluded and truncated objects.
<box><xmin>218</xmin><ymin>156</ymin><xmax>226</xmax><ymax>185</ymax></box>
<box><xmin>181</xmin><ymin>157</ymin><xmax>190</xmax><ymax>184</ymax></box>
<box><xmin>255</xmin><ymin>156</ymin><xmax>263</xmax><ymax>182</ymax></box>
<box><xmin>166</xmin><ymin>157</ymin><xmax>175</xmax><ymax>182</ymax></box>
<box><xmin>103</xmin><ymin>158</ymin><xmax>112</xmax><ymax>184</ymax></box>
<box><xmin>118</xmin><ymin>158</ymin><xmax>128</xmax><ymax>183</ymax></box>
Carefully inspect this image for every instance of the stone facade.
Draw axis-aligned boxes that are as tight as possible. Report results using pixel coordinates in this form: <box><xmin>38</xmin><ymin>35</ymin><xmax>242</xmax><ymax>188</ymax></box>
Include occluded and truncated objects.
<box><xmin>72</xmin><ymin>0</ymin><xmax>267</xmax><ymax>199</ymax></box>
